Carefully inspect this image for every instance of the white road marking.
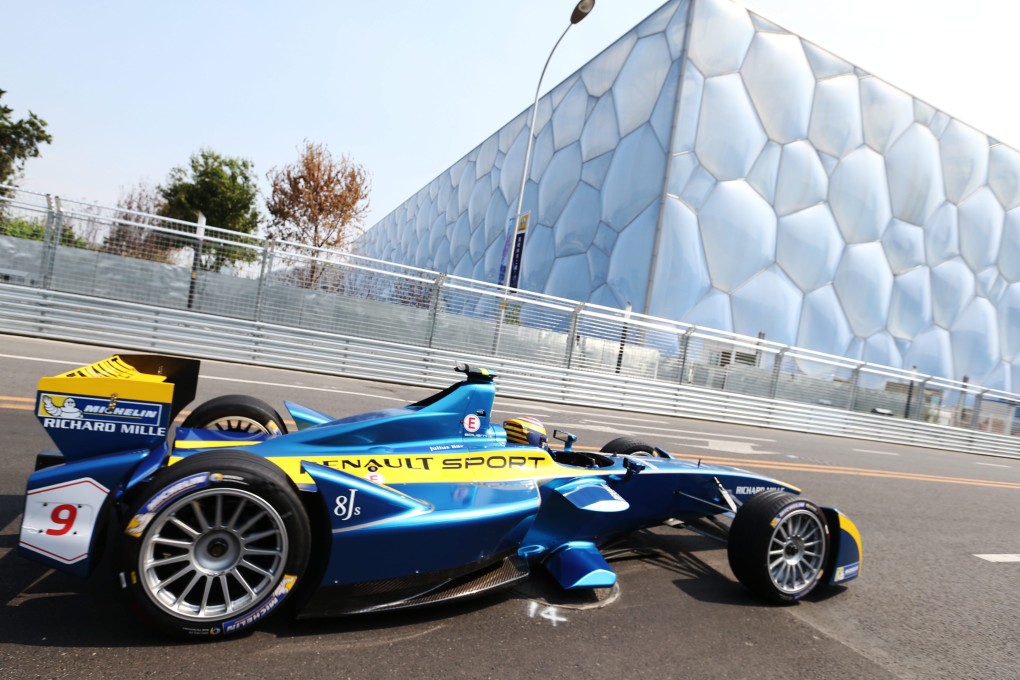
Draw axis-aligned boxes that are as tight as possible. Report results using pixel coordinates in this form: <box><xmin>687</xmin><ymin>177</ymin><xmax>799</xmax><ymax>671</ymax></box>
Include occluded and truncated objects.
<box><xmin>853</xmin><ymin>449</ymin><xmax>900</xmax><ymax>456</ymax></box>
<box><xmin>975</xmin><ymin>462</ymin><xmax>1011</xmax><ymax>468</ymax></box>
<box><xmin>974</xmin><ymin>554</ymin><xmax>1020</xmax><ymax>562</ymax></box>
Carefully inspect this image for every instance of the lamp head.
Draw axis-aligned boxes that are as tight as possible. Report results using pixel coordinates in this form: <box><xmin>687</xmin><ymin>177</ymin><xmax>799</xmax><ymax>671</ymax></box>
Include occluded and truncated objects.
<box><xmin>570</xmin><ymin>0</ymin><xmax>595</xmax><ymax>24</ymax></box>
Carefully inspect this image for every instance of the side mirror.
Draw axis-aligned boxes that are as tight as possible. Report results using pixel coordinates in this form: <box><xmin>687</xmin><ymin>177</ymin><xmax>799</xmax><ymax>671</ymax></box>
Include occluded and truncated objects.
<box><xmin>553</xmin><ymin>429</ymin><xmax>577</xmax><ymax>452</ymax></box>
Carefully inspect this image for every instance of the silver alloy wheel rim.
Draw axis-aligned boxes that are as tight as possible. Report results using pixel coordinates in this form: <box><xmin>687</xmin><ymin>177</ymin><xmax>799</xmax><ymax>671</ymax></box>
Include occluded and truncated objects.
<box><xmin>767</xmin><ymin>508</ymin><xmax>826</xmax><ymax>595</ymax></box>
<box><xmin>203</xmin><ymin>416</ymin><xmax>275</xmax><ymax>435</ymax></box>
<box><xmin>139</xmin><ymin>488</ymin><xmax>288</xmax><ymax>621</ymax></box>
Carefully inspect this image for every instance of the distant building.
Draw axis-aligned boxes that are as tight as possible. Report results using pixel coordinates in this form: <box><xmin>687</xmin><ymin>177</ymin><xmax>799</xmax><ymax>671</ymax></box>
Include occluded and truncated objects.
<box><xmin>357</xmin><ymin>0</ymin><xmax>1020</xmax><ymax>390</ymax></box>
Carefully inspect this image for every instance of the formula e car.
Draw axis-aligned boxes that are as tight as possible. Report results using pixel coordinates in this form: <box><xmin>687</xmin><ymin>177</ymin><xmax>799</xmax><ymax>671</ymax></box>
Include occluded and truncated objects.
<box><xmin>19</xmin><ymin>354</ymin><xmax>862</xmax><ymax>638</ymax></box>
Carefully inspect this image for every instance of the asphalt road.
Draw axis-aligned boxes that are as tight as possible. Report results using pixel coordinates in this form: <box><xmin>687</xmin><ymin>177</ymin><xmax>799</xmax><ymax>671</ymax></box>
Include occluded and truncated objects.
<box><xmin>1</xmin><ymin>334</ymin><xmax>1019</xmax><ymax>680</ymax></box>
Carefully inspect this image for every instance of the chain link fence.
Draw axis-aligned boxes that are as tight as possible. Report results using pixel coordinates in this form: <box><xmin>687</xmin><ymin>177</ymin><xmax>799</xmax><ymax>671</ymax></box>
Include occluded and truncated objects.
<box><xmin>2</xmin><ymin>185</ymin><xmax>1017</xmax><ymax>449</ymax></box>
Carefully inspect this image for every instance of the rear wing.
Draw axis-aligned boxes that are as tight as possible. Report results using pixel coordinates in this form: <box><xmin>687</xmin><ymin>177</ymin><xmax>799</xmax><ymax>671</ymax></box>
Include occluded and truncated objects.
<box><xmin>36</xmin><ymin>354</ymin><xmax>200</xmax><ymax>461</ymax></box>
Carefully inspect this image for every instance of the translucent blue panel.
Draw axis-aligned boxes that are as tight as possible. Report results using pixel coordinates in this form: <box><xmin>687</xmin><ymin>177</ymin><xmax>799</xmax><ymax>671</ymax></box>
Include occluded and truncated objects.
<box><xmin>582</xmin><ymin>32</ymin><xmax>637</xmax><ymax>98</ymax></box>
<box><xmin>903</xmin><ymin>326</ymin><xmax>953</xmax><ymax>379</ymax></box>
<box><xmin>499</xmin><ymin>112</ymin><xmax>528</xmax><ymax>155</ymax></box>
<box><xmin>888</xmin><ymin>266</ymin><xmax>932</xmax><ymax>339</ymax></box>
<box><xmin>931</xmin><ymin>258</ymin><xmax>975</xmax><ymax>328</ymax></box>
<box><xmin>747</xmin><ymin>141</ymin><xmax>781</xmax><ymax>204</ymax></box>
<box><xmin>685</xmin><ymin>288</ymin><xmax>733</xmax><ymax>331</ymax></box>
<box><xmin>581</xmin><ymin>94</ymin><xmax>621</xmax><ymax>162</ymax></box>
<box><xmin>776</xmin><ymin>204</ymin><xmax>844</xmax><ymax>291</ymax></box>
<box><xmin>999</xmin><ymin>208</ymin><xmax>1020</xmax><ymax>282</ymax></box>
<box><xmin>483</xmin><ymin>190</ymin><xmax>510</xmax><ymax>253</ymax></box>
<box><xmin>923</xmin><ymin>202</ymin><xmax>959</xmax><ymax>266</ymax></box>
<box><xmin>979</xmin><ymin>361</ymin><xmax>1009</xmax><ymax>391</ymax></box>
<box><xmin>929</xmin><ymin>111</ymin><xmax>950</xmax><ymax>138</ymax></box>
<box><xmin>476</xmin><ymin>137</ymin><xmax>498</xmax><ymax>178</ymax></box>
<box><xmin>802</xmin><ymin>42</ymin><xmax>853</xmax><ymax>79</ymax></box>
<box><xmin>977</xmin><ymin>266</ymin><xmax>1006</xmax><ymax>302</ymax></box>
<box><xmin>482</xmin><ymin>234</ymin><xmax>506</xmax><ymax>283</ymax></box>
<box><xmin>434</xmin><ymin>236</ymin><xmax>451</xmax><ymax>271</ymax></box>
<box><xmin>774</xmin><ymin>141</ymin><xmax>827</xmax><ymax>217</ymax></box>
<box><xmin>518</xmin><ymin>224</ymin><xmax>555</xmax><ymax>291</ymax></box>
<box><xmin>951</xmin><ymin>298</ymin><xmax>999</xmax><ymax>381</ymax></box>
<box><xmin>807</xmin><ymin>73</ymin><xmax>864</xmax><ymax>158</ymax></box>
<box><xmin>639</xmin><ymin>0</ymin><xmax>679</xmax><ymax>37</ymax></box>
<box><xmin>665</xmin><ymin>0</ymin><xmax>691</xmax><ymax>59</ymax></box>
<box><xmin>672</xmin><ymin>61</ymin><xmax>704</xmax><ymax>154</ymax></box>
<box><xmin>538</xmin><ymin>143</ymin><xmax>582</xmax><ymax>226</ymax></box>
<box><xmin>829</xmin><ymin>148</ymin><xmax>892</xmax><ymax>243</ymax></box>
<box><xmin>468</xmin><ymin>174</ymin><xmax>492</xmax><ymax>229</ymax></box>
<box><xmin>863</xmin><ymin>331</ymin><xmax>903</xmax><ymax>369</ymax></box>
<box><xmin>499</xmin><ymin>128</ymin><xmax>527</xmax><ymax>203</ymax></box>
<box><xmin>651</xmin><ymin>60</ymin><xmax>682</xmax><ymax>149</ymax></box>
<box><xmin>552</xmin><ymin>79</ymin><xmax>589</xmax><ymax>150</ymax></box>
<box><xmin>545</xmin><ymin>254</ymin><xmax>591</xmax><ymax>302</ymax></box>
<box><xmin>940</xmin><ymin>120</ymin><xmax>989</xmax><ymax>204</ymax></box>
<box><xmin>667</xmin><ymin>152</ymin><xmax>698</xmax><ymax>197</ymax></box>
<box><xmin>914</xmin><ymin>99</ymin><xmax>936</xmax><ymax>126</ymax></box>
<box><xmin>530</xmin><ymin>125</ymin><xmax>555</xmax><ymax>182</ymax></box>
<box><xmin>882</xmin><ymin>219</ymin><xmax>925</xmax><ymax>274</ymax></box>
<box><xmin>607</xmin><ymin>202</ymin><xmax>659</xmax><ymax>311</ymax></box>
<box><xmin>688</xmin><ymin>0</ymin><xmax>754</xmax><ymax>77</ymax></box>
<box><xmin>885</xmin><ymin>123</ymin><xmax>944</xmax><ymax>225</ymax></box>
<box><xmin>989</xmin><ymin>145</ymin><xmax>1020</xmax><ymax>210</ymax></box>
<box><xmin>413</xmin><ymin>228</ymin><xmax>430</xmax><ymax>268</ymax></box>
<box><xmin>590</xmin><ymin>284</ymin><xmax>623</xmax><ymax>309</ymax></box>
<box><xmin>469</xmin><ymin>216</ymin><xmax>488</xmax><ymax>262</ymax></box>
<box><xmin>437</xmin><ymin>174</ymin><xmax>454</xmax><ymax>221</ymax></box>
<box><xmin>613</xmin><ymin>34</ymin><xmax>673</xmax><ymax>138</ymax></box>
<box><xmin>696</xmin><ymin>74</ymin><xmax>767</xmax><ymax>180</ymax></box>
<box><xmin>700</xmin><ymin>180</ymin><xmax>777</xmax><ymax>292</ymax></box>
<box><xmin>450</xmin><ymin>158</ymin><xmax>468</xmax><ymax>188</ymax></box>
<box><xmin>602</xmin><ymin>125</ymin><xmax>667</xmax><ymax>230</ymax></box>
<box><xmin>554</xmin><ymin>183</ymin><xmax>602</xmax><ymax>256</ymax></box>
<box><xmin>594</xmin><ymin>222</ymin><xmax>617</xmax><ymax>252</ymax></box>
<box><xmin>588</xmin><ymin>246</ymin><xmax>610</xmax><ymax>288</ymax></box>
<box><xmin>750</xmin><ymin>15</ymin><xmax>784</xmax><ymax>32</ymax></box>
<box><xmin>581</xmin><ymin>153</ymin><xmax>614</xmax><ymax>190</ymax></box>
<box><xmin>648</xmin><ymin>197</ymin><xmax>710</xmax><ymax>320</ymax></box>
<box><xmin>797</xmin><ymin>285</ymin><xmax>853</xmax><ymax>356</ymax></box>
<box><xmin>731</xmin><ymin>266</ymin><xmax>802</xmax><ymax>345</ymax></box>
<box><xmin>741</xmin><ymin>33</ymin><xmax>814</xmax><ymax>143</ymax></box>
<box><xmin>428</xmin><ymin>213</ymin><xmax>447</xmax><ymax>258</ymax></box>
<box><xmin>550</xmin><ymin>74</ymin><xmax>580</xmax><ymax>110</ymax></box>
<box><xmin>998</xmin><ymin>283</ymin><xmax>1020</xmax><ymax>360</ymax></box>
<box><xmin>452</xmin><ymin>250</ymin><xmax>474</xmax><ymax>278</ymax></box>
<box><xmin>958</xmin><ymin>187</ymin><xmax>1004</xmax><ymax>271</ymax></box>
<box><xmin>457</xmin><ymin>163</ymin><xmax>476</xmax><ymax>217</ymax></box>
<box><xmin>833</xmin><ymin>242</ymin><xmax>893</xmax><ymax>336</ymax></box>
<box><xmin>681</xmin><ymin>164</ymin><xmax>717</xmax><ymax>210</ymax></box>
<box><xmin>449</xmin><ymin>213</ymin><xmax>471</xmax><ymax>266</ymax></box>
<box><xmin>860</xmin><ymin>77</ymin><xmax>913</xmax><ymax>153</ymax></box>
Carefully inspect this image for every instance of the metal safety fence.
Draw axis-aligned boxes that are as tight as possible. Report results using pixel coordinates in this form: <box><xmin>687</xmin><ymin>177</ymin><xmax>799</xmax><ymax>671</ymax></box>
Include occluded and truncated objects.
<box><xmin>1</xmin><ymin>185</ymin><xmax>1018</xmax><ymax>459</ymax></box>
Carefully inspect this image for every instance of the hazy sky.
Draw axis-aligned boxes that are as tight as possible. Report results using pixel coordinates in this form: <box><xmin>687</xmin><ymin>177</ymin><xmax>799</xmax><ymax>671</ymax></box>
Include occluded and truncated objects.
<box><xmin>5</xmin><ymin>0</ymin><xmax>1019</xmax><ymax>228</ymax></box>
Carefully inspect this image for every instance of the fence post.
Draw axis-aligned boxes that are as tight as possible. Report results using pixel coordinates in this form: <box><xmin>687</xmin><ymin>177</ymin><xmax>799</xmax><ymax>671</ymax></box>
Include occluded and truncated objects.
<box><xmin>677</xmin><ymin>326</ymin><xmax>695</xmax><ymax>384</ymax></box>
<box><xmin>425</xmin><ymin>273</ymin><xmax>446</xmax><ymax>348</ymax></box>
<box><xmin>254</xmin><ymin>239</ymin><xmax>275</xmax><ymax>322</ymax></box>
<box><xmin>615</xmin><ymin>302</ymin><xmax>632</xmax><ymax>374</ymax></box>
<box><xmin>847</xmin><ymin>363</ymin><xmax>862</xmax><ymax>411</ymax></box>
<box><xmin>564</xmin><ymin>302</ymin><xmax>584</xmax><ymax>369</ymax></box>
<box><xmin>769</xmin><ymin>348</ymin><xmax>788</xmax><ymax>399</ymax></box>
<box><xmin>970</xmin><ymin>389</ymin><xmax>988</xmax><ymax>430</ymax></box>
<box><xmin>41</xmin><ymin>195</ymin><xmax>61</xmax><ymax>289</ymax></box>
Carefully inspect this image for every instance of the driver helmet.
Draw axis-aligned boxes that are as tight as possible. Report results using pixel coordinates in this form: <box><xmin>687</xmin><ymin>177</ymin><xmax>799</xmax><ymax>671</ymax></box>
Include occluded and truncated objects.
<box><xmin>503</xmin><ymin>416</ymin><xmax>547</xmax><ymax>448</ymax></box>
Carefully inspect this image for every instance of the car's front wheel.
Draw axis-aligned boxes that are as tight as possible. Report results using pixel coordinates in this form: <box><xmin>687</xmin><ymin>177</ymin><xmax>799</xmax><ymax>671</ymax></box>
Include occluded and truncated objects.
<box><xmin>727</xmin><ymin>490</ymin><xmax>829</xmax><ymax>603</ymax></box>
<box><xmin>119</xmin><ymin>451</ymin><xmax>310</xmax><ymax>638</ymax></box>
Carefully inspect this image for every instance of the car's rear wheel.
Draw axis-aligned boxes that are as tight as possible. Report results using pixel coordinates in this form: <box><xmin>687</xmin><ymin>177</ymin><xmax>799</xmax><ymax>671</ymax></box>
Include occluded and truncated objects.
<box><xmin>182</xmin><ymin>395</ymin><xmax>287</xmax><ymax>435</ymax></box>
<box><xmin>119</xmin><ymin>451</ymin><xmax>310</xmax><ymax>638</ymax></box>
<box><xmin>727</xmin><ymin>490</ymin><xmax>829</xmax><ymax>603</ymax></box>
<box><xmin>599</xmin><ymin>436</ymin><xmax>666</xmax><ymax>457</ymax></box>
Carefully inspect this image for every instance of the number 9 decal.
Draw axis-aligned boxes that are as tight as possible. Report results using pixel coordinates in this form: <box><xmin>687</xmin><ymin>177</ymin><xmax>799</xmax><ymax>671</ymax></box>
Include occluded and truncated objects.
<box><xmin>46</xmin><ymin>504</ymin><xmax>78</xmax><ymax>535</ymax></box>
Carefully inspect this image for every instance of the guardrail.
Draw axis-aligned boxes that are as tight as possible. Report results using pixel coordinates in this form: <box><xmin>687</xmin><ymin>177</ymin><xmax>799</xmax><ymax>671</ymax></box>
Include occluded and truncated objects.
<box><xmin>2</xmin><ymin>185</ymin><xmax>1019</xmax><ymax>459</ymax></box>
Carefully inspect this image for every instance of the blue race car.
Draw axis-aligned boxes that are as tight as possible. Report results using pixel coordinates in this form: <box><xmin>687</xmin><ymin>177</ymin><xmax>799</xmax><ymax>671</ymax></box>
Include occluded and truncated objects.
<box><xmin>19</xmin><ymin>354</ymin><xmax>861</xmax><ymax>638</ymax></box>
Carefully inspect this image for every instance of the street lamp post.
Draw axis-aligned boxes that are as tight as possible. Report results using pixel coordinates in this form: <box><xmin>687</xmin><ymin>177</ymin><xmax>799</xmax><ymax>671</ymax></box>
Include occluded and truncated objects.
<box><xmin>500</xmin><ymin>0</ymin><xmax>595</xmax><ymax>293</ymax></box>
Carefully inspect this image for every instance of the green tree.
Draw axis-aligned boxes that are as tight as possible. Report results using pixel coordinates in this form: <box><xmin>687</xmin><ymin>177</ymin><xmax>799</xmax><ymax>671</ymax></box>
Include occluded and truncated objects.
<box><xmin>0</xmin><ymin>89</ymin><xmax>53</xmax><ymax>198</ymax></box>
<box><xmin>102</xmin><ymin>180</ymin><xmax>176</xmax><ymax>262</ymax></box>
<box><xmin>159</xmin><ymin>149</ymin><xmax>261</xmax><ymax>271</ymax></box>
<box><xmin>0</xmin><ymin>215</ymin><xmax>88</xmax><ymax>248</ymax></box>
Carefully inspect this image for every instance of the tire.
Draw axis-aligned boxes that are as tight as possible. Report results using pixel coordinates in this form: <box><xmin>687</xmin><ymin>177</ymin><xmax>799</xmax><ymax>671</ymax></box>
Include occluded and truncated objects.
<box><xmin>182</xmin><ymin>395</ymin><xmax>287</xmax><ymax>436</ymax></box>
<box><xmin>727</xmin><ymin>491</ymin><xmax>829</xmax><ymax>603</ymax></box>
<box><xmin>599</xmin><ymin>436</ymin><xmax>664</xmax><ymax>457</ymax></box>
<box><xmin>119</xmin><ymin>451</ymin><xmax>311</xmax><ymax>638</ymax></box>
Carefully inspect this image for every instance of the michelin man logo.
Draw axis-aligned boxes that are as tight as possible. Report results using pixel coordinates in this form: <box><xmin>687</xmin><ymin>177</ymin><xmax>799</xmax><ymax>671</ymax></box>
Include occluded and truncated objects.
<box><xmin>42</xmin><ymin>395</ymin><xmax>83</xmax><ymax>419</ymax></box>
